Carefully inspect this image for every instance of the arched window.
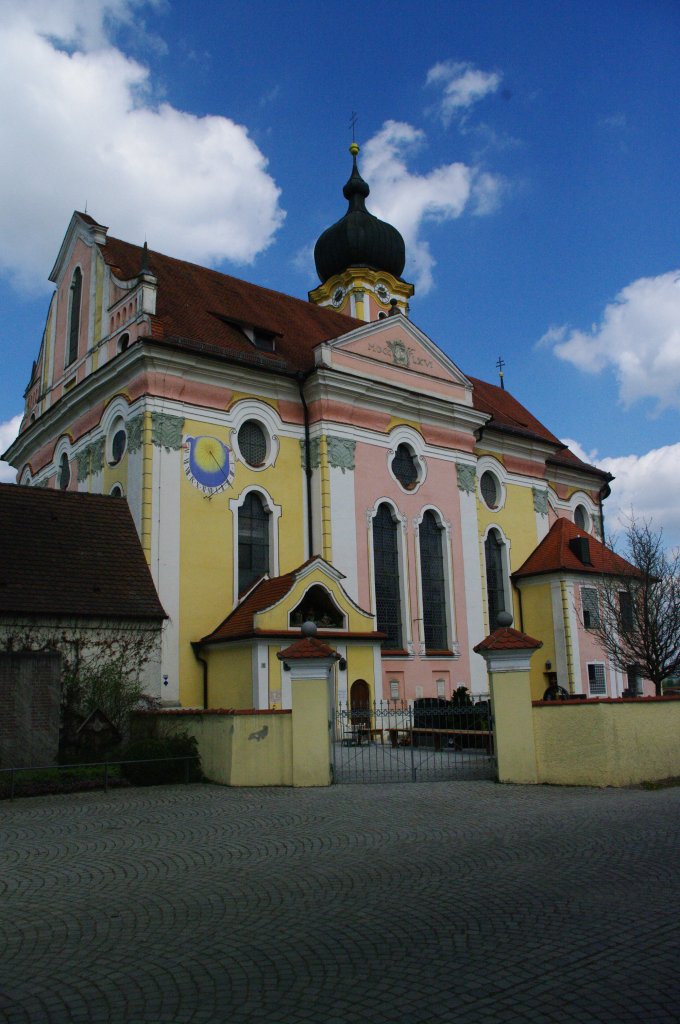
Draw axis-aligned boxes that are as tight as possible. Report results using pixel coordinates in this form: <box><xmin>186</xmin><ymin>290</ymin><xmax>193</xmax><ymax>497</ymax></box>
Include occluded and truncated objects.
<box><xmin>419</xmin><ymin>511</ymin><xmax>448</xmax><ymax>650</ymax></box>
<box><xmin>391</xmin><ymin>443</ymin><xmax>419</xmax><ymax>490</ymax></box>
<box><xmin>67</xmin><ymin>268</ymin><xmax>82</xmax><ymax>366</ymax></box>
<box><xmin>58</xmin><ymin>453</ymin><xmax>70</xmax><ymax>490</ymax></box>
<box><xmin>484</xmin><ymin>528</ymin><xmax>507</xmax><ymax>629</ymax></box>
<box><xmin>238</xmin><ymin>492</ymin><xmax>270</xmax><ymax>593</ymax></box>
<box><xmin>372</xmin><ymin>503</ymin><xmax>403</xmax><ymax>650</ymax></box>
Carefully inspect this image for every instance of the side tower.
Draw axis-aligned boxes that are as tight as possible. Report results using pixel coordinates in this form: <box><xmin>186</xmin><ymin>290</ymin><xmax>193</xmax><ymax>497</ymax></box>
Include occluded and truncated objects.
<box><xmin>309</xmin><ymin>143</ymin><xmax>414</xmax><ymax>322</ymax></box>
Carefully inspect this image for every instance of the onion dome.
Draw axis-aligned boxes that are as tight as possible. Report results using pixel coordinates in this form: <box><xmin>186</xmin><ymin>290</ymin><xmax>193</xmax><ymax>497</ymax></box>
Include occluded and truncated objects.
<box><xmin>314</xmin><ymin>143</ymin><xmax>406</xmax><ymax>283</ymax></box>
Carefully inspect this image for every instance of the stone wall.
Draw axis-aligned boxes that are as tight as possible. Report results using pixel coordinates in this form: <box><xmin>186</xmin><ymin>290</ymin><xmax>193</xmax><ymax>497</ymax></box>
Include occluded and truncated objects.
<box><xmin>0</xmin><ymin>651</ymin><xmax>62</xmax><ymax>768</ymax></box>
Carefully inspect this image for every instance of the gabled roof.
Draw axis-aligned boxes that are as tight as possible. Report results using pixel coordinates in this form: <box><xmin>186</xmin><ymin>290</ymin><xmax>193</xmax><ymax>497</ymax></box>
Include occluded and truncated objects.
<box><xmin>513</xmin><ymin>517</ymin><xmax>638</xmax><ymax>580</ymax></box>
<box><xmin>0</xmin><ymin>484</ymin><xmax>166</xmax><ymax>620</ymax></box>
<box><xmin>102</xmin><ymin>235</ymin><xmax>364</xmax><ymax>374</ymax></box>
<box><xmin>198</xmin><ymin>557</ymin><xmax>382</xmax><ymax>645</ymax></box>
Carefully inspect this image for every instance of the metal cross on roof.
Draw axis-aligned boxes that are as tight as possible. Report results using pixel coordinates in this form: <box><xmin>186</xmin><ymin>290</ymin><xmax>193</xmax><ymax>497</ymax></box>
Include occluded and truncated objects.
<box><xmin>496</xmin><ymin>356</ymin><xmax>506</xmax><ymax>390</ymax></box>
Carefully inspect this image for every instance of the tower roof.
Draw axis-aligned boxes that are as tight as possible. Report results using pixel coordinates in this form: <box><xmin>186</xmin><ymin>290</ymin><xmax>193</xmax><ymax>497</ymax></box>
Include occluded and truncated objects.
<box><xmin>314</xmin><ymin>144</ymin><xmax>406</xmax><ymax>283</ymax></box>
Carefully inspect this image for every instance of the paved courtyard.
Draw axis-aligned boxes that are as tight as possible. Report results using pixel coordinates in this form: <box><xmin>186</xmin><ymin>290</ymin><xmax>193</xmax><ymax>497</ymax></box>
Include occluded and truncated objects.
<box><xmin>1</xmin><ymin>780</ymin><xmax>679</xmax><ymax>1024</ymax></box>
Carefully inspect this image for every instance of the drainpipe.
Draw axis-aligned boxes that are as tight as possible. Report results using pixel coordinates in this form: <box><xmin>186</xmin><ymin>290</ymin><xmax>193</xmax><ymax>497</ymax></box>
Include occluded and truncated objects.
<box><xmin>191</xmin><ymin>642</ymin><xmax>209</xmax><ymax>709</ymax></box>
<box><xmin>598</xmin><ymin>476</ymin><xmax>613</xmax><ymax>543</ymax></box>
<box><xmin>296</xmin><ymin>371</ymin><xmax>315</xmax><ymax>558</ymax></box>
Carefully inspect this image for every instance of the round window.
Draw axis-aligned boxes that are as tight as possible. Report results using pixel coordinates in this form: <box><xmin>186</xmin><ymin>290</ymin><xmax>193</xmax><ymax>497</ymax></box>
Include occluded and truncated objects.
<box><xmin>238</xmin><ymin>420</ymin><xmax>267</xmax><ymax>467</ymax></box>
<box><xmin>391</xmin><ymin>444</ymin><xmax>419</xmax><ymax>489</ymax></box>
<box><xmin>480</xmin><ymin>471</ymin><xmax>499</xmax><ymax>509</ymax></box>
<box><xmin>110</xmin><ymin>428</ymin><xmax>127</xmax><ymax>466</ymax></box>
<box><xmin>58</xmin><ymin>453</ymin><xmax>70</xmax><ymax>490</ymax></box>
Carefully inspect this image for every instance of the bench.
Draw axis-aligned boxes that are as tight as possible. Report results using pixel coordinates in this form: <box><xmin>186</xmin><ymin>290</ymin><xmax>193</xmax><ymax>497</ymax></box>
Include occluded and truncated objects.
<box><xmin>389</xmin><ymin>727</ymin><xmax>493</xmax><ymax>752</ymax></box>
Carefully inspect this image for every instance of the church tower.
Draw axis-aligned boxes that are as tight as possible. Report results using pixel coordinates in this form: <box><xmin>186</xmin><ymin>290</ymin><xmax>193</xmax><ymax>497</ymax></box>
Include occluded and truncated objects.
<box><xmin>309</xmin><ymin>143</ymin><xmax>414</xmax><ymax>321</ymax></box>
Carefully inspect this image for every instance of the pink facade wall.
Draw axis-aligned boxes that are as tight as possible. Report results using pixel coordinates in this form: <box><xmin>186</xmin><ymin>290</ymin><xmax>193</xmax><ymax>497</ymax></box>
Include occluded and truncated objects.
<box><xmin>352</xmin><ymin>437</ymin><xmax>472</xmax><ymax>701</ymax></box>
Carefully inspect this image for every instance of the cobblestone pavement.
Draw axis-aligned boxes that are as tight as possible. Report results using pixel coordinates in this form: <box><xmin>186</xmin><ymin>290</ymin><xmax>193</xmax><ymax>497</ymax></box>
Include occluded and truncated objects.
<box><xmin>1</xmin><ymin>781</ymin><xmax>679</xmax><ymax>1024</ymax></box>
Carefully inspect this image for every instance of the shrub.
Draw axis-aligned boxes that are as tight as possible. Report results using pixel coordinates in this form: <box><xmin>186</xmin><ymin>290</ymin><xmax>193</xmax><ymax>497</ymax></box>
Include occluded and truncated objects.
<box><xmin>120</xmin><ymin>732</ymin><xmax>202</xmax><ymax>786</ymax></box>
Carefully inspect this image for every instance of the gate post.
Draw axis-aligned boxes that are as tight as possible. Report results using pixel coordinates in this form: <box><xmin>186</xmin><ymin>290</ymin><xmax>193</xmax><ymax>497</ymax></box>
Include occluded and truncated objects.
<box><xmin>474</xmin><ymin>616</ymin><xmax>542</xmax><ymax>785</ymax></box>
<box><xmin>277</xmin><ymin>624</ymin><xmax>339</xmax><ymax>788</ymax></box>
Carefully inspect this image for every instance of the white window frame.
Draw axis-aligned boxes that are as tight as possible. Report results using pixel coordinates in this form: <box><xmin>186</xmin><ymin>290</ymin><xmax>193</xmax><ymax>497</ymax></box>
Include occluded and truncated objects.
<box><xmin>366</xmin><ymin>498</ymin><xmax>411</xmax><ymax>652</ymax></box>
<box><xmin>587</xmin><ymin>662</ymin><xmax>607</xmax><ymax>696</ymax></box>
<box><xmin>413</xmin><ymin>506</ymin><xmax>456</xmax><ymax>653</ymax></box>
<box><xmin>481</xmin><ymin>524</ymin><xmax>512</xmax><ymax>632</ymax></box>
<box><xmin>229</xmin><ymin>486</ymin><xmax>281</xmax><ymax>600</ymax></box>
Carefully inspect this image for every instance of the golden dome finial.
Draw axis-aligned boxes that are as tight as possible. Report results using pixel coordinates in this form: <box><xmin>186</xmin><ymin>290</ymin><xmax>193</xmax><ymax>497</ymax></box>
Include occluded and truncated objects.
<box><xmin>349</xmin><ymin>141</ymin><xmax>360</xmax><ymax>157</ymax></box>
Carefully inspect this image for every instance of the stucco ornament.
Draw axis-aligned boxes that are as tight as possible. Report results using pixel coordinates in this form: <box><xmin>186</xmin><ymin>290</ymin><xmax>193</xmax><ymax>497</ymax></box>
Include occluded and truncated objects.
<box><xmin>89</xmin><ymin>438</ymin><xmax>105</xmax><ymax>475</ymax></box>
<box><xmin>299</xmin><ymin>437</ymin><xmax>321</xmax><ymax>470</ymax></box>
<box><xmin>76</xmin><ymin>449</ymin><xmax>91</xmax><ymax>483</ymax></box>
<box><xmin>126</xmin><ymin>414</ymin><xmax>144</xmax><ymax>453</ymax></box>
<box><xmin>532</xmin><ymin>487</ymin><xmax>549</xmax><ymax>516</ymax></box>
<box><xmin>387</xmin><ymin>339</ymin><xmax>410</xmax><ymax>367</ymax></box>
<box><xmin>456</xmin><ymin>463</ymin><xmax>477</xmax><ymax>494</ymax></box>
<box><xmin>327</xmin><ymin>437</ymin><xmax>356</xmax><ymax>473</ymax></box>
<box><xmin>152</xmin><ymin>412</ymin><xmax>184</xmax><ymax>452</ymax></box>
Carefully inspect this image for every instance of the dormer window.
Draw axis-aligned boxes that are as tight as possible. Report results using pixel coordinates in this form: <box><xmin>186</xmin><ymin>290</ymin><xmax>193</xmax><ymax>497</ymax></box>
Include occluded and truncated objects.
<box><xmin>67</xmin><ymin>267</ymin><xmax>82</xmax><ymax>366</ymax></box>
<box><xmin>252</xmin><ymin>329</ymin><xmax>275</xmax><ymax>352</ymax></box>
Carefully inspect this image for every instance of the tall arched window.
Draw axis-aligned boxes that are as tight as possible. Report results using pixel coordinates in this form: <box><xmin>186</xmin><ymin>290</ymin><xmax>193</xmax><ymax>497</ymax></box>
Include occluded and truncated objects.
<box><xmin>373</xmin><ymin>503</ymin><xmax>403</xmax><ymax>650</ymax></box>
<box><xmin>67</xmin><ymin>268</ymin><xmax>82</xmax><ymax>366</ymax></box>
<box><xmin>238</xmin><ymin>492</ymin><xmax>270</xmax><ymax>593</ymax></box>
<box><xmin>484</xmin><ymin>528</ymin><xmax>506</xmax><ymax>629</ymax></box>
<box><xmin>419</xmin><ymin>511</ymin><xmax>447</xmax><ymax>650</ymax></box>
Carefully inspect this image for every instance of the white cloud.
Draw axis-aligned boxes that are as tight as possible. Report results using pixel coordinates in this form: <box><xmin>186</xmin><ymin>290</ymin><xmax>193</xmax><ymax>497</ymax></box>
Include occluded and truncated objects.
<box><xmin>543</xmin><ymin>272</ymin><xmax>680</xmax><ymax>413</ymax></box>
<box><xmin>564</xmin><ymin>437</ymin><xmax>680</xmax><ymax>552</ymax></box>
<box><xmin>0</xmin><ymin>0</ymin><xmax>285</xmax><ymax>291</ymax></box>
<box><xmin>361</xmin><ymin>120</ymin><xmax>504</xmax><ymax>293</ymax></box>
<box><xmin>426</xmin><ymin>60</ymin><xmax>502</xmax><ymax>128</ymax></box>
<box><xmin>0</xmin><ymin>415</ymin><xmax>22</xmax><ymax>483</ymax></box>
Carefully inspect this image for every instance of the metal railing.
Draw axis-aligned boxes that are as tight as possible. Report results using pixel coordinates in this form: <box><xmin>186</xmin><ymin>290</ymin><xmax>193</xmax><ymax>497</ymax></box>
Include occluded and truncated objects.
<box><xmin>0</xmin><ymin>755</ymin><xmax>200</xmax><ymax>802</ymax></box>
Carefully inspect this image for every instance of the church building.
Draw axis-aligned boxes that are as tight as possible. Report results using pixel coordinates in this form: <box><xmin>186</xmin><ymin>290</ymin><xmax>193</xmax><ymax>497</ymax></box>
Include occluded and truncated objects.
<box><xmin>6</xmin><ymin>143</ymin><xmax>638</xmax><ymax>709</ymax></box>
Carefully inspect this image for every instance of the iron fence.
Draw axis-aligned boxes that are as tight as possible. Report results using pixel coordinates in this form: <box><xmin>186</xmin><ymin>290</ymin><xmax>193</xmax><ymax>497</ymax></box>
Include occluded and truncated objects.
<box><xmin>333</xmin><ymin>698</ymin><xmax>495</xmax><ymax>784</ymax></box>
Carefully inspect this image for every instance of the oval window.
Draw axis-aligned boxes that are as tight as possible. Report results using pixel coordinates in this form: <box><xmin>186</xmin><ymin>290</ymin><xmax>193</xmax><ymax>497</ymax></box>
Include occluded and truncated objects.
<box><xmin>110</xmin><ymin>428</ymin><xmax>127</xmax><ymax>466</ymax></box>
<box><xmin>238</xmin><ymin>420</ymin><xmax>267</xmax><ymax>468</ymax></box>
<box><xmin>480</xmin><ymin>471</ymin><xmax>499</xmax><ymax>510</ymax></box>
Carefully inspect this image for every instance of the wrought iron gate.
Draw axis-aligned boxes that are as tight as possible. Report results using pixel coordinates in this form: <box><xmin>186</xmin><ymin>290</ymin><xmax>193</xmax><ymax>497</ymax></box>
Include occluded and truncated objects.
<box><xmin>332</xmin><ymin>699</ymin><xmax>496</xmax><ymax>784</ymax></box>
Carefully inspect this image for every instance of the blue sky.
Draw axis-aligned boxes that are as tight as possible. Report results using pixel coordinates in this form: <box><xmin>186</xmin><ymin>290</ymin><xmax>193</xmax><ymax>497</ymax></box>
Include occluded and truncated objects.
<box><xmin>1</xmin><ymin>0</ymin><xmax>679</xmax><ymax>548</ymax></box>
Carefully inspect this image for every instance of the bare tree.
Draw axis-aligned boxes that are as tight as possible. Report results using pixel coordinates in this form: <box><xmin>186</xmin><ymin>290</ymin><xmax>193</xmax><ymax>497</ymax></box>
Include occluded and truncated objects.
<box><xmin>592</xmin><ymin>518</ymin><xmax>680</xmax><ymax>696</ymax></box>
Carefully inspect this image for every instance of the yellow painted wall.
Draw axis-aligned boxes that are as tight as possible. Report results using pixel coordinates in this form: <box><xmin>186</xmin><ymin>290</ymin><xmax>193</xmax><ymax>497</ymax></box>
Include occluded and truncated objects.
<box><xmin>477</xmin><ymin>478</ymin><xmax>539</xmax><ymax>630</ymax></box>
<box><xmin>488</xmin><ymin>667</ymin><xmax>538</xmax><ymax>784</ymax></box>
<box><xmin>533</xmin><ymin>700</ymin><xmax>680</xmax><ymax>786</ymax></box>
<box><xmin>518</xmin><ymin>581</ymin><xmax>556</xmax><ymax>699</ymax></box>
<box><xmin>254</xmin><ymin>566</ymin><xmax>375</xmax><ymax>634</ymax></box>
<box><xmin>178</xmin><ymin>424</ymin><xmax>306</xmax><ymax>706</ymax></box>
<box><xmin>205</xmin><ymin>646</ymin><xmax>253</xmax><ymax>709</ymax></box>
<box><xmin>345</xmin><ymin>645</ymin><xmax>377</xmax><ymax>701</ymax></box>
<box><xmin>154</xmin><ymin>711</ymin><xmax>293</xmax><ymax>786</ymax></box>
<box><xmin>291</xmin><ymin>676</ymin><xmax>332</xmax><ymax>787</ymax></box>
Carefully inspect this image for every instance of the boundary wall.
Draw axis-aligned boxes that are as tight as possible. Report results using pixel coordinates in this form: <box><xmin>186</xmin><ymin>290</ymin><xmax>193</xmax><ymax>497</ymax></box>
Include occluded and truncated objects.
<box><xmin>134</xmin><ymin>709</ymin><xmax>294</xmax><ymax>786</ymax></box>
<box><xmin>531</xmin><ymin>697</ymin><xmax>680</xmax><ymax>787</ymax></box>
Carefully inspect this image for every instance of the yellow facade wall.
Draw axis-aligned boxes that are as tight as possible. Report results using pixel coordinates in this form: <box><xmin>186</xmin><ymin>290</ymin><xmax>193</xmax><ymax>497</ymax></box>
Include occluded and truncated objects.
<box><xmin>477</xmin><ymin>478</ymin><xmax>539</xmax><ymax>630</ymax></box>
<box><xmin>178</xmin><ymin>425</ymin><xmax>306</xmax><ymax>706</ymax></box>
<box><xmin>533</xmin><ymin>699</ymin><xmax>680</xmax><ymax>786</ymax></box>
<box><xmin>518</xmin><ymin>581</ymin><xmax>556</xmax><ymax>699</ymax></box>
<box><xmin>205</xmin><ymin>645</ymin><xmax>253</xmax><ymax>709</ymax></box>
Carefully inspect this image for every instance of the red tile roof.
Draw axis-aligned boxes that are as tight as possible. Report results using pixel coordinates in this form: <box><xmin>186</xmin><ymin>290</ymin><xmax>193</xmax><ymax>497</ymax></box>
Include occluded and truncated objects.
<box><xmin>474</xmin><ymin>627</ymin><xmax>543</xmax><ymax>652</ymax></box>
<box><xmin>468</xmin><ymin>376</ymin><xmax>609</xmax><ymax>477</ymax></box>
<box><xmin>103</xmin><ymin>236</ymin><xmax>364</xmax><ymax>374</ymax></box>
<box><xmin>97</xmin><ymin>227</ymin><xmax>604</xmax><ymax>475</ymax></box>
<box><xmin>0</xmin><ymin>484</ymin><xmax>166</xmax><ymax>620</ymax></box>
<box><xmin>277</xmin><ymin>636</ymin><xmax>340</xmax><ymax>660</ymax></box>
<box><xmin>198</xmin><ymin>559</ymin><xmax>383</xmax><ymax>645</ymax></box>
<box><xmin>513</xmin><ymin>517</ymin><xmax>638</xmax><ymax>579</ymax></box>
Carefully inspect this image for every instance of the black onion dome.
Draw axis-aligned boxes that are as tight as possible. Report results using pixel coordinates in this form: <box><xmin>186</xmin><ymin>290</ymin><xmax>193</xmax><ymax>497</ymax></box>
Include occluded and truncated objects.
<box><xmin>314</xmin><ymin>144</ymin><xmax>406</xmax><ymax>283</ymax></box>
